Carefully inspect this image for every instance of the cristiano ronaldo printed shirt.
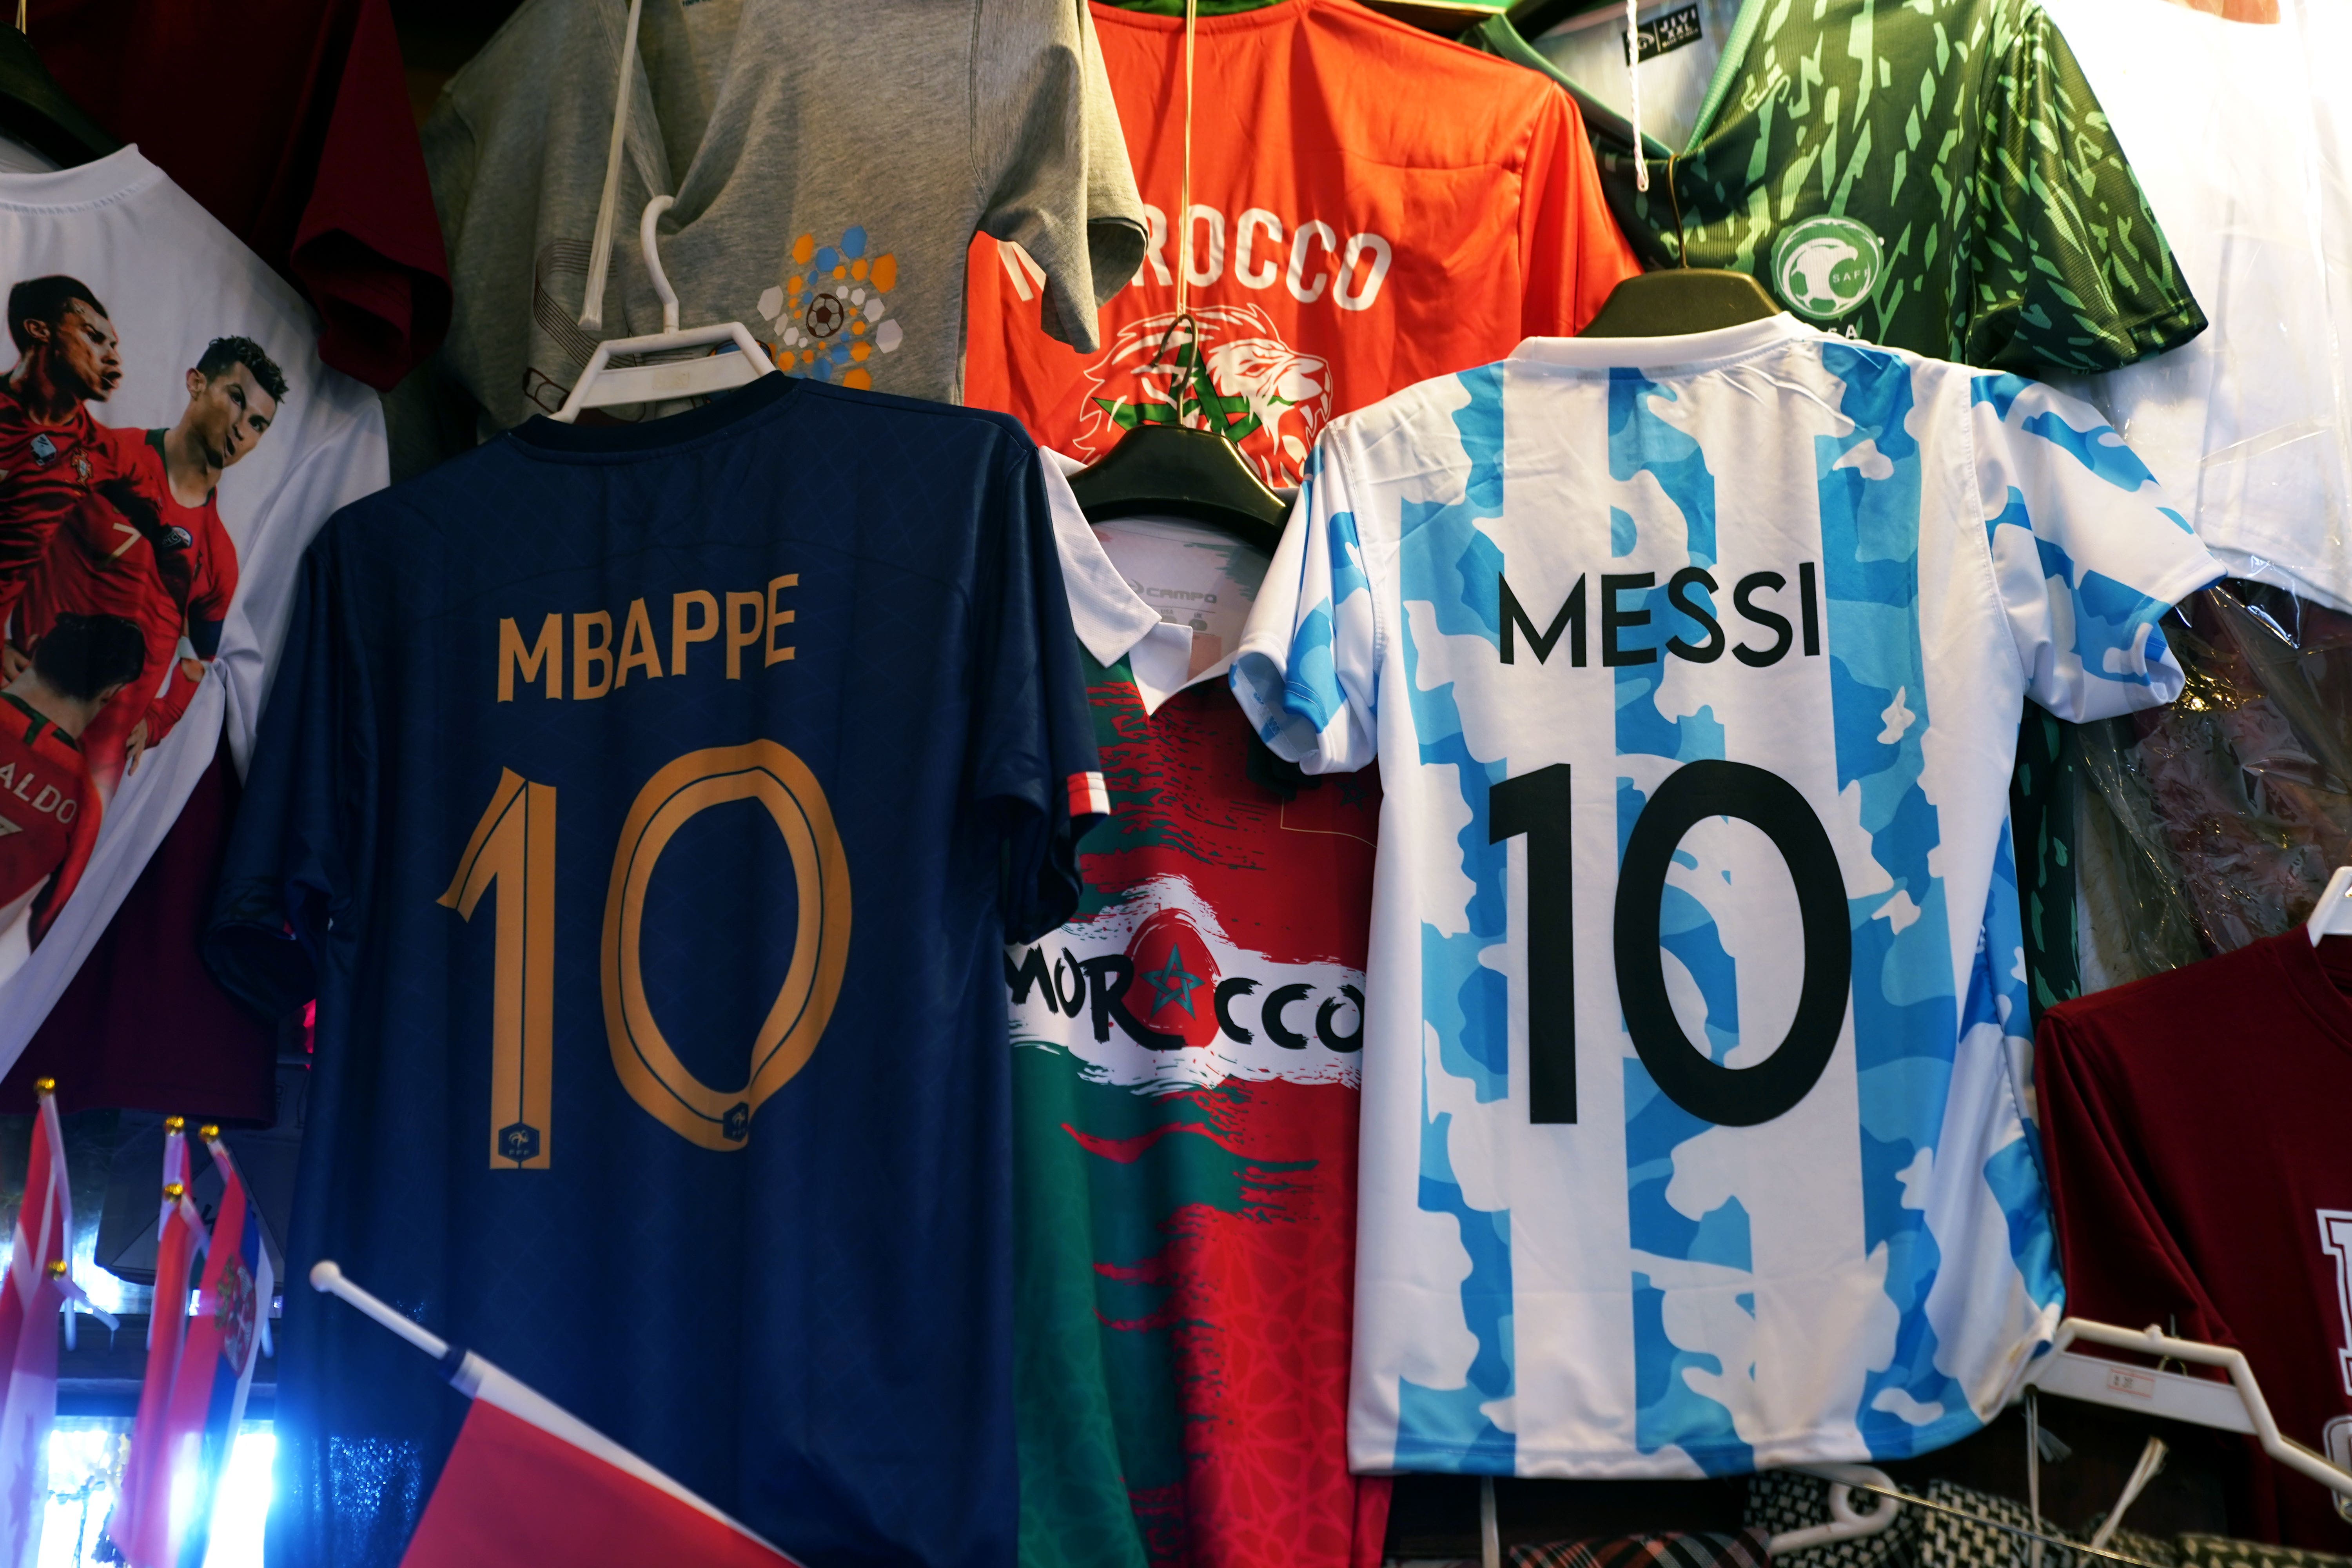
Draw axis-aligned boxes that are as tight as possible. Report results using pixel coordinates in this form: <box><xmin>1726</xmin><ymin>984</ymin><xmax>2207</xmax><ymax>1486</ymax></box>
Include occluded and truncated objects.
<box><xmin>208</xmin><ymin>372</ymin><xmax>1103</xmax><ymax>1568</ymax></box>
<box><xmin>0</xmin><ymin>146</ymin><xmax>386</xmax><ymax>1061</ymax></box>
<box><xmin>1230</xmin><ymin>316</ymin><xmax>2220</xmax><ymax>1478</ymax></box>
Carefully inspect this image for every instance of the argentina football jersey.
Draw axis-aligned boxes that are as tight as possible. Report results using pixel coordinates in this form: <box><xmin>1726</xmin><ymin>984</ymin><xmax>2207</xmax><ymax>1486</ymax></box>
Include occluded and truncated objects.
<box><xmin>1230</xmin><ymin>314</ymin><xmax>2223</xmax><ymax>1477</ymax></box>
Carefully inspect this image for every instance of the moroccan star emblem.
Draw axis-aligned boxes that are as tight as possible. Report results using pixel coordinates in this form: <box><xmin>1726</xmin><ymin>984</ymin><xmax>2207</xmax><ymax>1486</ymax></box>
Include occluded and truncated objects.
<box><xmin>1140</xmin><ymin>944</ymin><xmax>1204</xmax><ymax>1018</ymax></box>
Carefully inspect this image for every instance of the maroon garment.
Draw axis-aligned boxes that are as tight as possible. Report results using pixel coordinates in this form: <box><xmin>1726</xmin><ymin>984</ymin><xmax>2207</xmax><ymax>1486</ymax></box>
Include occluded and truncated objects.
<box><xmin>0</xmin><ymin>733</ymin><xmax>275</xmax><ymax>1124</ymax></box>
<box><xmin>27</xmin><ymin>0</ymin><xmax>449</xmax><ymax>390</ymax></box>
<box><xmin>2037</xmin><ymin>932</ymin><xmax>2352</xmax><ymax>1553</ymax></box>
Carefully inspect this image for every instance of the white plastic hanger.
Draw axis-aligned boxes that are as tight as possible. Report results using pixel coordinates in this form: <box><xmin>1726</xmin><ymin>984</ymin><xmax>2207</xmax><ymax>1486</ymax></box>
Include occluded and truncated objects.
<box><xmin>2308</xmin><ymin>866</ymin><xmax>2352</xmax><ymax>944</ymax></box>
<box><xmin>2019</xmin><ymin>1317</ymin><xmax>2352</xmax><ymax>1504</ymax></box>
<box><xmin>1461</xmin><ymin>1462</ymin><xmax>1903</xmax><ymax>1568</ymax></box>
<box><xmin>550</xmin><ymin>194</ymin><xmax>775</xmax><ymax>423</ymax></box>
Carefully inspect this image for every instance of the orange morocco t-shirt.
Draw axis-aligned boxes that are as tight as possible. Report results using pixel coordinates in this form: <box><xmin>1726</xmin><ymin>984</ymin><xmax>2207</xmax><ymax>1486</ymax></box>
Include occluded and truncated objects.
<box><xmin>963</xmin><ymin>0</ymin><xmax>1640</xmax><ymax>487</ymax></box>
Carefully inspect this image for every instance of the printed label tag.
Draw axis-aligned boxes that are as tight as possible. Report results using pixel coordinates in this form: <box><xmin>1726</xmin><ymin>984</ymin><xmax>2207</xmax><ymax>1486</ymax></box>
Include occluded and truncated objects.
<box><xmin>2103</xmin><ymin>1366</ymin><xmax>2158</xmax><ymax>1400</ymax></box>
<box><xmin>1625</xmin><ymin>4</ymin><xmax>1703</xmax><ymax>63</ymax></box>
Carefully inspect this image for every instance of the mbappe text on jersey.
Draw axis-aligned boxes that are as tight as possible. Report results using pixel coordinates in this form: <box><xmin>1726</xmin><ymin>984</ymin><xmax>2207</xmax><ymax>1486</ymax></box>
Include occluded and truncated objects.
<box><xmin>492</xmin><ymin>575</ymin><xmax>797</xmax><ymax>700</ymax></box>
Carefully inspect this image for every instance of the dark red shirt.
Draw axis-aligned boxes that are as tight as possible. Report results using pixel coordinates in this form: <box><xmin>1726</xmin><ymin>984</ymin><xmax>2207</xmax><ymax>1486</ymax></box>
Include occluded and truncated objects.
<box><xmin>2038</xmin><ymin>931</ymin><xmax>2352</xmax><ymax>1552</ymax></box>
<box><xmin>27</xmin><ymin>0</ymin><xmax>448</xmax><ymax>389</ymax></box>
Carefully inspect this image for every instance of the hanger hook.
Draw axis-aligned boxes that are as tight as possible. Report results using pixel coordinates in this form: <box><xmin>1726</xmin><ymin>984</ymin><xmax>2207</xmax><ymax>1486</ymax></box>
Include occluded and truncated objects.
<box><xmin>640</xmin><ymin>194</ymin><xmax>681</xmax><ymax>334</ymax></box>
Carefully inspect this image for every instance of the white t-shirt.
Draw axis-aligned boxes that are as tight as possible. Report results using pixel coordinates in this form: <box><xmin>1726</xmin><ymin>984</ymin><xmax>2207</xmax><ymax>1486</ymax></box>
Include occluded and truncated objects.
<box><xmin>0</xmin><ymin>147</ymin><xmax>387</xmax><ymax>1053</ymax></box>
<box><xmin>1229</xmin><ymin>314</ymin><xmax>2222</xmax><ymax>1477</ymax></box>
<box><xmin>2043</xmin><ymin>0</ymin><xmax>2352</xmax><ymax>611</ymax></box>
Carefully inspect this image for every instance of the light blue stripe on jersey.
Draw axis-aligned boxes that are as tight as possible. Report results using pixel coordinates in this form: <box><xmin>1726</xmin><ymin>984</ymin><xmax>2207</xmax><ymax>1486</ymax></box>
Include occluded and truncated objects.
<box><xmin>1394</xmin><ymin>363</ymin><xmax>1516</xmax><ymax>1472</ymax></box>
<box><xmin>1607</xmin><ymin>365</ymin><xmax>1754</xmax><ymax>1473</ymax></box>
<box><xmin>1814</xmin><ymin>341</ymin><xmax>1973</xmax><ymax>1458</ymax></box>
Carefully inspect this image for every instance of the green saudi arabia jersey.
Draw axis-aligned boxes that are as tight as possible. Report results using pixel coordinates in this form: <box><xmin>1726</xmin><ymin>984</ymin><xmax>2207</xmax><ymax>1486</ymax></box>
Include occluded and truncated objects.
<box><xmin>1466</xmin><ymin>0</ymin><xmax>2206</xmax><ymax>377</ymax></box>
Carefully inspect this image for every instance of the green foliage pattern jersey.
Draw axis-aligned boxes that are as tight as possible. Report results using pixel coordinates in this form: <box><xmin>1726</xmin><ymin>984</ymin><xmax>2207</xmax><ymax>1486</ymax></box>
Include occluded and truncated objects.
<box><xmin>1494</xmin><ymin>0</ymin><xmax>2205</xmax><ymax>376</ymax></box>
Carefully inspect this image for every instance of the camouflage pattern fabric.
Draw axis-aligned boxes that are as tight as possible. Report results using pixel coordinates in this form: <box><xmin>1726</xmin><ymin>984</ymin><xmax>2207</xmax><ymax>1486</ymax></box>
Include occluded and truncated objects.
<box><xmin>1465</xmin><ymin>0</ymin><xmax>2204</xmax><ymax>1011</ymax></box>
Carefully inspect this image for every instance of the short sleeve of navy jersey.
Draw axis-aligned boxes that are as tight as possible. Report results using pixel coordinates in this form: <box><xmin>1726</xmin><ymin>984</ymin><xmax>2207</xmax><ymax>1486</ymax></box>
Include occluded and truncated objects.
<box><xmin>971</xmin><ymin>437</ymin><xmax>1103</xmax><ymax>942</ymax></box>
<box><xmin>206</xmin><ymin>527</ymin><xmax>370</xmax><ymax>1015</ymax></box>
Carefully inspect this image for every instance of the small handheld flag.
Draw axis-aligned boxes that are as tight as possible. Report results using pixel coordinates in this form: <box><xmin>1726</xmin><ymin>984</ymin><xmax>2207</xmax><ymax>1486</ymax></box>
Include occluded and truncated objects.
<box><xmin>108</xmin><ymin>1119</ymin><xmax>206</xmax><ymax>1567</ymax></box>
<box><xmin>0</xmin><ymin>1082</ymin><xmax>113</xmax><ymax>1568</ymax></box>
<box><xmin>309</xmin><ymin>1261</ymin><xmax>804</xmax><ymax>1568</ymax></box>
<box><xmin>140</xmin><ymin>1131</ymin><xmax>273</xmax><ymax>1568</ymax></box>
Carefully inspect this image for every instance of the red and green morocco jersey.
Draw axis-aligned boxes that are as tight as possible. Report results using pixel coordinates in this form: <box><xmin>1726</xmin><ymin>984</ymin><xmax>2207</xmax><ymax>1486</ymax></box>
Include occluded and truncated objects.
<box><xmin>1011</xmin><ymin>488</ymin><xmax>1388</xmax><ymax>1568</ymax></box>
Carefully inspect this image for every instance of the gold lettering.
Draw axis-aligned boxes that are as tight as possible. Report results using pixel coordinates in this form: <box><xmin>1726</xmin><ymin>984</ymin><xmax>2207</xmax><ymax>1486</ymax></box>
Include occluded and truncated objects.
<box><xmin>671</xmin><ymin>590</ymin><xmax>718</xmax><ymax>675</ymax></box>
<box><xmin>615</xmin><ymin>598</ymin><xmax>662</xmax><ymax>688</ymax></box>
<box><xmin>724</xmin><ymin>592</ymin><xmax>763</xmax><ymax>679</ymax></box>
<box><xmin>498</xmin><ymin>614</ymin><xmax>563</xmax><ymax>701</ymax></box>
<box><xmin>766</xmin><ymin>573</ymin><xmax>797</xmax><ymax>666</ymax></box>
<box><xmin>573</xmin><ymin>611</ymin><xmax>614</xmax><ymax>699</ymax></box>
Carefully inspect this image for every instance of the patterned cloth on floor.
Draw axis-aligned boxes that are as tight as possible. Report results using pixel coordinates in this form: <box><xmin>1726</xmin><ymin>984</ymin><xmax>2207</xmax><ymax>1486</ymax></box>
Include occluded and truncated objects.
<box><xmin>1747</xmin><ymin>1471</ymin><xmax>1920</xmax><ymax>1568</ymax></box>
<box><xmin>1508</xmin><ymin>1528</ymin><xmax>1774</xmax><ymax>1568</ymax></box>
<box><xmin>1915</xmin><ymin>1479</ymin><xmax>2176</xmax><ymax>1568</ymax></box>
<box><xmin>2177</xmin><ymin>1538</ymin><xmax>2352</xmax><ymax>1568</ymax></box>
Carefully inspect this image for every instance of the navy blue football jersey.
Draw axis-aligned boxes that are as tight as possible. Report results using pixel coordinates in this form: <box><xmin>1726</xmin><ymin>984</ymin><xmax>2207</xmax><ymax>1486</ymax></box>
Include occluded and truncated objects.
<box><xmin>207</xmin><ymin>372</ymin><xmax>1104</xmax><ymax>1568</ymax></box>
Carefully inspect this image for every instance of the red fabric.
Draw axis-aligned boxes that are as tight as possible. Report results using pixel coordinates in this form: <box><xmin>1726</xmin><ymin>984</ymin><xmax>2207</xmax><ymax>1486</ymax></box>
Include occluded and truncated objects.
<box><xmin>2036</xmin><ymin>931</ymin><xmax>2352</xmax><ymax>1553</ymax></box>
<box><xmin>113</xmin><ymin>1135</ymin><xmax>195</xmax><ymax>1567</ymax></box>
<box><xmin>0</xmin><ymin>734</ymin><xmax>276</xmax><ymax>1122</ymax></box>
<box><xmin>18</xmin><ymin>428</ymin><xmax>238</xmax><ymax>792</ymax></box>
<box><xmin>402</xmin><ymin>1399</ymin><xmax>799</xmax><ymax>1568</ymax></box>
<box><xmin>0</xmin><ymin>689</ymin><xmax>99</xmax><ymax>942</ymax></box>
<box><xmin>0</xmin><ymin>1099</ymin><xmax>67</xmax><ymax>1565</ymax></box>
<box><xmin>0</xmin><ymin>386</ymin><xmax>103</xmax><ymax>639</ymax></box>
<box><xmin>963</xmin><ymin>0</ymin><xmax>1638</xmax><ymax>488</ymax></box>
<box><xmin>27</xmin><ymin>0</ymin><xmax>449</xmax><ymax>390</ymax></box>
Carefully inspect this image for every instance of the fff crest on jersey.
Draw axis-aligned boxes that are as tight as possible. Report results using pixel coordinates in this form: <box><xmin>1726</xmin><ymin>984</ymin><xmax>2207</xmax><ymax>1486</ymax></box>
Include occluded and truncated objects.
<box><xmin>1771</xmin><ymin>215</ymin><xmax>1886</xmax><ymax>322</ymax></box>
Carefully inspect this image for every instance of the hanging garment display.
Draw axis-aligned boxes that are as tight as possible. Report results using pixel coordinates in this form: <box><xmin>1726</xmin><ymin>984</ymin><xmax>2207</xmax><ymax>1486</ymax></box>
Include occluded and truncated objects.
<box><xmin>1229</xmin><ymin>315</ymin><xmax>2221</xmax><ymax>1478</ymax></box>
<box><xmin>422</xmin><ymin>0</ymin><xmax>1143</xmax><ymax>435</ymax></box>
<box><xmin>1503</xmin><ymin>0</ymin><xmax>2206</xmax><ymax>375</ymax></box>
<box><xmin>962</xmin><ymin>0</ymin><xmax>1640</xmax><ymax>490</ymax></box>
<box><xmin>2038</xmin><ymin>0</ymin><xmax>2352</xmax><ymax>617</ymax></box>
<box><xmin>27</xmin><ymin>0</ymin><xmax>450</xmax><ymax>392</ymax></box>
<box><xmin>2073</xmin><ymin>584</ymin><xmax>2352</xmax><ymax>993</ymax></box>
<box><xmin>205</xmin><ymin>371</ymin><xmax>1104</xmax><ymax>1568</ymax></box>
<box><xmin>1468</xmin><ymin>0</ymin><xmax>2213</xmax><ymax>1018</ymax></box>
<box><xmin>0</xmin><ymin>146</ymin><xmax>388</xmax><ymax>1065</ymax></box>
<box><xmin>1013</xmin><ymin>470</ymin><xmax>1385</xmax><ymax>1568</ymax></box>
<box><xmin>2036</xmin><ymin>931</ymin><xmax>2352</xmax><ymax>1553</ymax></box>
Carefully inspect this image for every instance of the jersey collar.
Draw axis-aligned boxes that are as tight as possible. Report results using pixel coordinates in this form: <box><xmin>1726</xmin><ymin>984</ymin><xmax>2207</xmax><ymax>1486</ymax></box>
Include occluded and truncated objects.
<box><xmin>1041</xmin><ymin>450</ymin><xmax>1241</xmax><ymax>716</ymax></box>
<box><xmin>1509</xmin><ymin>313</ymin><xmax>1816</xmax><ymax>375</ymax></box>
<box><xmin>0</xmin><ymin>144</ymin><xmax>163</xmax><ymax>213</ymax></box>
<box><xmin>1</xmin><ymin>690</ymin><xmax>74</xmax><ymax>750</ymax></box>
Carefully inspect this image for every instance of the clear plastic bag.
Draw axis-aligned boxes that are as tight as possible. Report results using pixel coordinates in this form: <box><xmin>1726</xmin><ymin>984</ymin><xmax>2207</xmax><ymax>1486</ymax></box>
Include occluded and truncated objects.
<box><xmin>2077</xmin><ymin>583</ymin><xmax>2352</xmax><ymax>991</ymax></box>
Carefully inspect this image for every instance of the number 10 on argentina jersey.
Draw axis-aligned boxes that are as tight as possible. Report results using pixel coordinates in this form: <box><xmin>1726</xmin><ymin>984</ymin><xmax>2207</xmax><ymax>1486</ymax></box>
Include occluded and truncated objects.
<box><xmin>1231</xmin><ymin>321</ymin><xmax>2222</xmax><ymax>1479</ymax></box>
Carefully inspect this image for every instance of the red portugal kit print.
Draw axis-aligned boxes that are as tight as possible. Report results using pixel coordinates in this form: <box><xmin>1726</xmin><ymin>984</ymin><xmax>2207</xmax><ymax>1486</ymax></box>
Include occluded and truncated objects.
<box><xmin>1012</xmin><ymin>504</ymin><xmax>1387</xmax><ymax>1568</ymax></box>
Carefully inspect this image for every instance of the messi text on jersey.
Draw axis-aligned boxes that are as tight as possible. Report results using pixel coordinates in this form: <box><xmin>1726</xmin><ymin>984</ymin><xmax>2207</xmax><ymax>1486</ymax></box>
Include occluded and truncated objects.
<box><xmin>1497</xmin><ymin>561</ymin><xmax>1822</xmax><ymax>669</ymax></box>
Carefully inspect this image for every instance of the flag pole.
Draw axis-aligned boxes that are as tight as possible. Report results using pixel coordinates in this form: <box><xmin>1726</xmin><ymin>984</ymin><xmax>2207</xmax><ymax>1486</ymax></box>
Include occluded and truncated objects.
<box><xmin>307</xmin><ymin>1260</ymin><xmax>451</xmax><ymax>1362</ymax></box>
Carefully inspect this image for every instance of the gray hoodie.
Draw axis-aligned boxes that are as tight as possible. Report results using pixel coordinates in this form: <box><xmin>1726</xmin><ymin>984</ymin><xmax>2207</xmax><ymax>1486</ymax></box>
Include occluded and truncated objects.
<box><xmin>423</xmin><ymin>0</ymin><xmax>1146</xmax><ymax>436</ymax></box>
